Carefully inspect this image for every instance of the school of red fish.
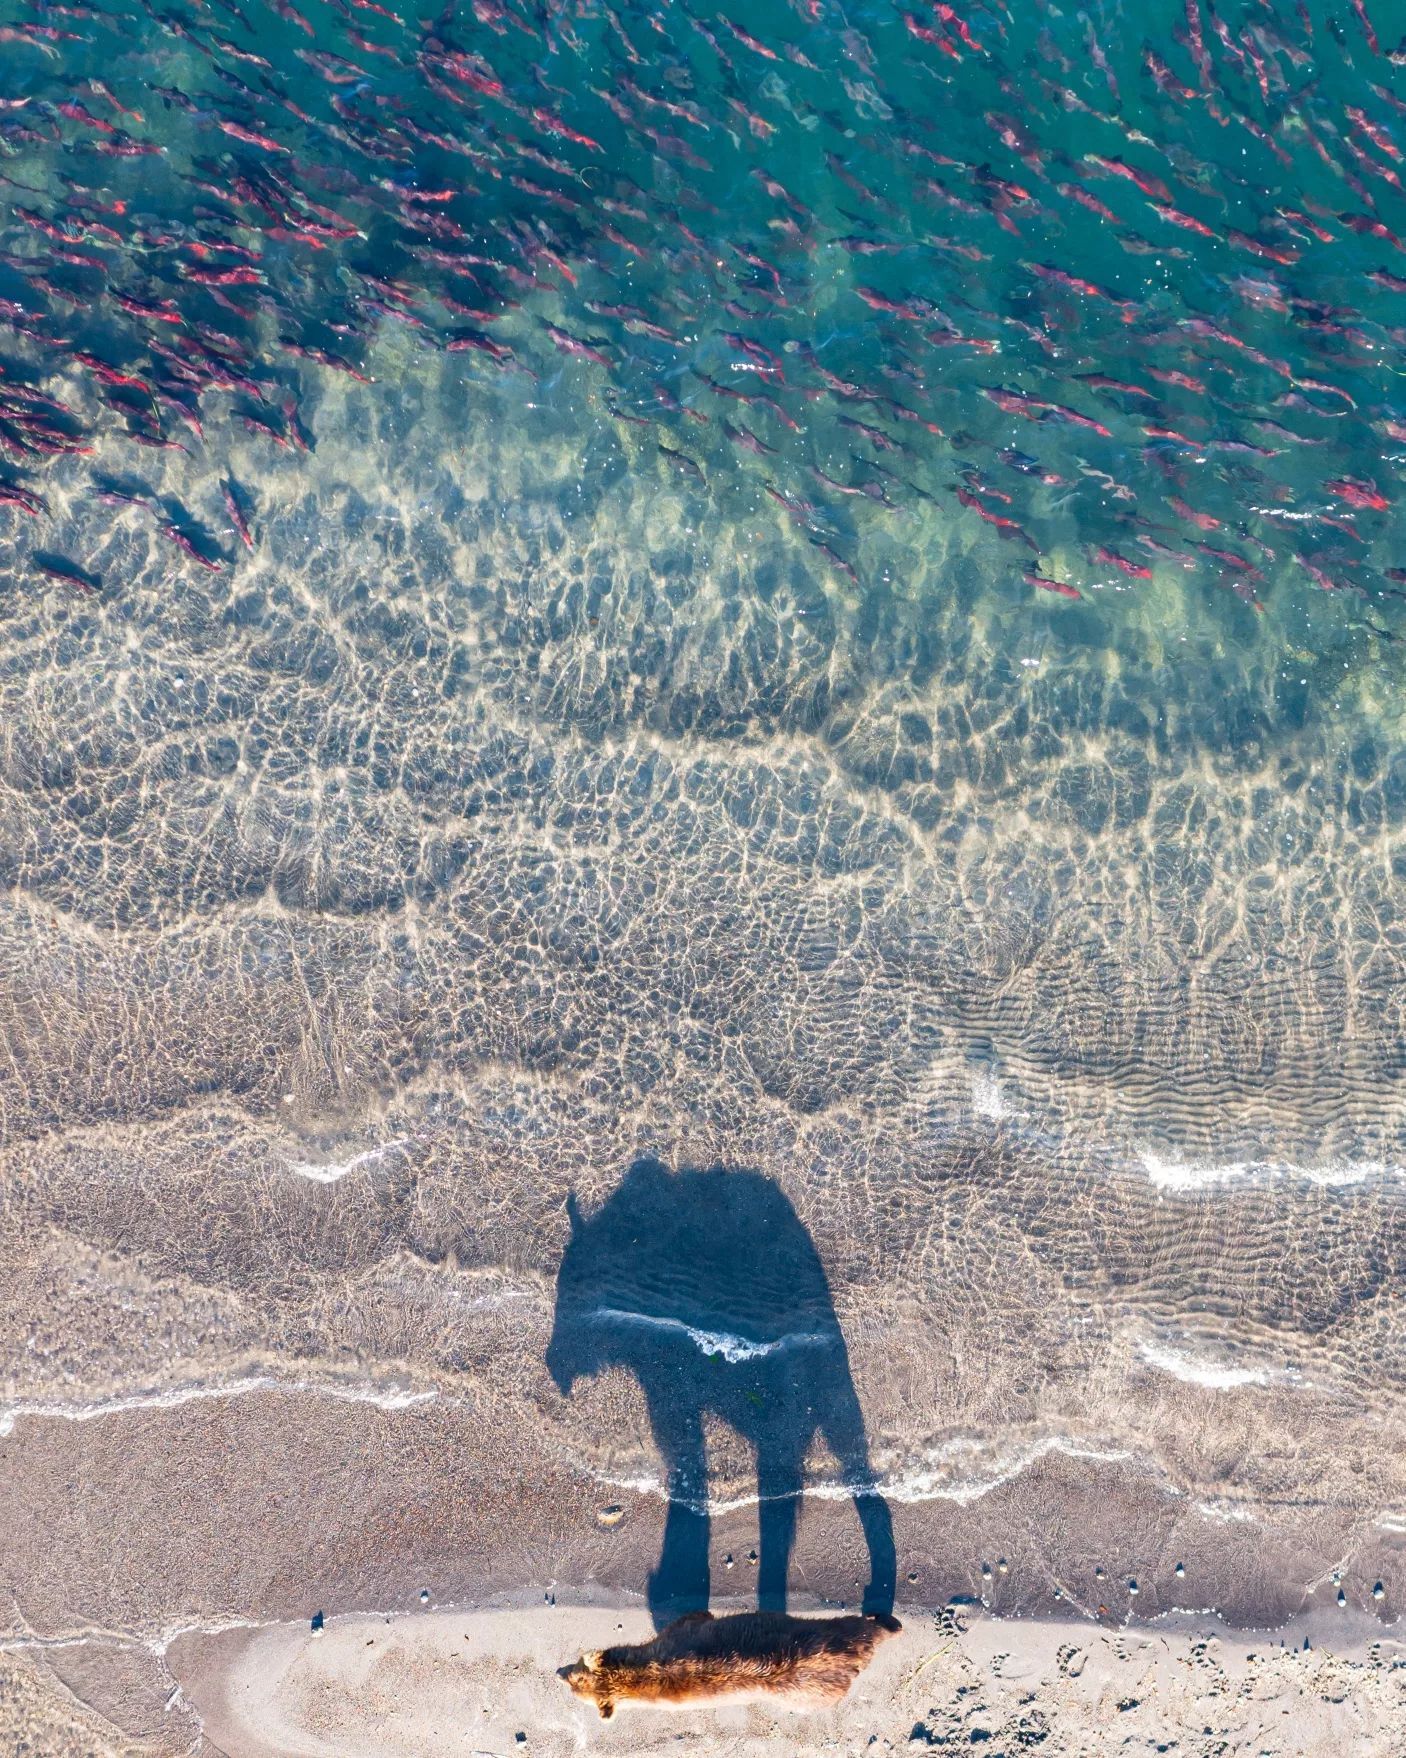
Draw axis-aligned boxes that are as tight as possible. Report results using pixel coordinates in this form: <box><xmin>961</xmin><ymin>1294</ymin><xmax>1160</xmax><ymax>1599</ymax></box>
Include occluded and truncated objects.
<box><xmin>1</xmin><ymin>0</ymin><xmax>1405</xmax><ymax>611</ymax></box>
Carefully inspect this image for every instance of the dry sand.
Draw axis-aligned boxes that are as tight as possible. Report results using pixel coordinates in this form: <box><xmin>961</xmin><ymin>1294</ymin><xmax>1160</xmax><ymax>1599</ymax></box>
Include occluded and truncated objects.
<box><xmin>159</xmin><ymin>1598</ymin><xmax>1406</xmax><ymax>1758</ymax></box>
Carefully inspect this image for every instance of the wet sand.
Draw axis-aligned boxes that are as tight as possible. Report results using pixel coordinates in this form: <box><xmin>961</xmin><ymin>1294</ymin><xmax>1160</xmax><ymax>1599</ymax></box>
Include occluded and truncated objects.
<box><xmin>3</xmin><ymin>1380</ymin><xmax>1406</xmax><ymax>1752</ymax></box>
<box><xmin>156</xmin><ymin>1600</ymin><xmax>1406</xmax><ymax>1758</ymax></box>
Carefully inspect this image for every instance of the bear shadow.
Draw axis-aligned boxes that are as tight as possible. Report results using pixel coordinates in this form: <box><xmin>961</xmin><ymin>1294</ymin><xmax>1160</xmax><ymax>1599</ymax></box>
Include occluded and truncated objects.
<box><xmin>546</xmin><ymin>1157</ymin><xmax>895</xmax><ymax>1630</ymax></box>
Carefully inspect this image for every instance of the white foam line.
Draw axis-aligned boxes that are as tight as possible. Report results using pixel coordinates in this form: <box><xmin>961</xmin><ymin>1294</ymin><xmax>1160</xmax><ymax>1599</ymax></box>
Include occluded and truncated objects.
<box><xmin>0</xmin><ymin>1376</ymin><xmax>438</xmax><ymax>1437</ymax></box>
<box><xmin>1138</xmin><ymin>1341</ymin><xmax>1271</xmax><ymax>1390</ymax></box>
<box><xmin>1137</xmin><ymin>1150</ymin><xmax>1392</xmax><ymax>1192</ymax></box>
<box><xmin>0</xmin><ymin>1614</ymin><xmax>280</xmax><ymax>1660</ymax></box>
<box><xmin>286</xmin><ymin>1137</ymin><xmax>412</xmax><ymax>1183</ymax></box>
<box><xmin>871</xmin><ymin>1437</ymin><xmax>1133</xmax><ymax>1508</ymax></box>
<box><xmin>0</xmin><ymin>1603</ymin><xmax>447</xmax><ymax>1661</ymax></box>
<box><xmin>587</xmin><ymin>1307</ymin><xmax>831</xmax><ymax>1364</ymax></box>
<box><xmin>587</xmin><ymin>1436</ymin><xmax>1131</xmax><ymax>1516</ymax></box>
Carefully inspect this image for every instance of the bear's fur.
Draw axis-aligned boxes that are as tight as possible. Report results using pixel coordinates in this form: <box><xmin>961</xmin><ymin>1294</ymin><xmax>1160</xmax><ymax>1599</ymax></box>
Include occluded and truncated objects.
<box><xmin>559</xmin><ymin>1609</ymin><xmax>901</xmax><ymax>1718</ymax></box>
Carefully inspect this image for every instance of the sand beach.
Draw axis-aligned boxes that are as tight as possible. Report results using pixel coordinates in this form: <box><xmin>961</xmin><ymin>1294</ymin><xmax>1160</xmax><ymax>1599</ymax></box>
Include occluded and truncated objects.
<box><xmin>157</xmin><ymin>1600</ymin><xmax>1406</xmax><ymax>1757</ymax></box>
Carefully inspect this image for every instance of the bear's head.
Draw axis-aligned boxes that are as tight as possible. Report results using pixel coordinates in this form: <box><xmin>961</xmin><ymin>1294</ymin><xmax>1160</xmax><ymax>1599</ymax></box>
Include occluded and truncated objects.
<box><xmin>559</xmin><ymin>1651</ymin><xmax>616</xmax><ymax>1718</ymax></box>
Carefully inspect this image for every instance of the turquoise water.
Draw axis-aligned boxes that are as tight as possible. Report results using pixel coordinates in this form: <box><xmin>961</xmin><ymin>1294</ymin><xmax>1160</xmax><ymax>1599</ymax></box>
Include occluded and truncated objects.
<box><xmin>6</xmin><ymin>0</ymin><xmax>1406</xmax><ymax>1654</ymax></box>
<box><xmin>0</xmin><ymin>0</ymin><xmax>1403</xmax><ymax>657</ymax></box>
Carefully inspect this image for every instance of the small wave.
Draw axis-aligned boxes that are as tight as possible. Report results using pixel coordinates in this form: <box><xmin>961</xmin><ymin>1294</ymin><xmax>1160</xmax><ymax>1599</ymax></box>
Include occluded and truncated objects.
<box><xmin>0</xmin><ymin>1376</ymin><xmax>437</xmax><ymax>1437</ymax></box>
<box><xmin>1138</xmin><ymin>1341</ymin><xmax>1272</xmax><ymax>1390</ymax></box>
<box><xmin>872</xmin><ymin>1435</ymin><xmax>1133</xmax><ymax>1507</ymax></box>
<box><xmin>1137</xmin><ymin>1149</ymin><xmax>1391</xmax><ymax>1192</ymax></box>
<box><xmin>286</xmin><ymin>1137</ymin><xmax>413</xmax><ymax>1183</ymax></box>
<box><xmin>585</xmin><ymin>1307</ymin><xmax>831</xmax><ymax>1363</ymax></box>
<box><xmin>0</xmin><ymin>1612</ymin><xmax>281</xmax><ymax>1661</ymax></box>
<box><xmin>583</xmin><ymin>1433</ymin><xmax>1131</xmax><ymax>1515</ymax></box>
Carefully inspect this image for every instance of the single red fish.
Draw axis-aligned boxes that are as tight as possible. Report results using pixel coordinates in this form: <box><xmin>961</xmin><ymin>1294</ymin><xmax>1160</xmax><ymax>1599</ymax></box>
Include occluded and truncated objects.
<box><xmin>214</xmin><ymin>118</ymin><xmax>291</xmax><ymax>153</ymax></box>
<box><xmin>1149</xmin><ymin>369</ymin><xmax>1205</xmax><ymax>393</ymax></box>
<box><xmin>183</xmin><ymin>264</ymin><xmax>263</xmax><ymax>286</ymax></box>
<box><xmin>955</xmin><ymin>486</ymin><xmax>1038</xmax><ymax>549</ymax></box>
<box><xmin>1299</xmin><ymin>556</ymin><xmax>1353</xmax><ymax>591</ymax></box>
<box><xmin>162</xmin><ymin>525</ymin><xmax>223</xmax><ymax>569</ymax></box>
<box><xmin>1195</xmin><ymin>544</ymin><xmax>1260</xmax><ymax>575</ymax></box>
<box><xmin>88</xmin><ymin>78</ymin><xmax>140</xmax><ymax>120</ymax></box>
<box><xmin>115</xmin><ymin>293</ymin><xmax>182</xmax><ymax>323</ymax></box>
<box><xmin>1168</xmin><ymin>496</ymin><xmax>1220</xmax><ymax>530</ymax></box>
<box><xmin>1077</xmin><ymin>373</ymin><xmax>1152</xmax><ymax>399</ymax></box>
<box><xmin>95</xmin><ymin>136</ymin><xmax>164</xmax><ymax>157</ymax></box>
<box><xmin>1327</xmin><ymin>476</ymin><xmax>1390</xmax><ymax>510</ymax></box>
<box><xmin>1152</xmin><ymin>203</ymin><xmax>1215</xmax><ymax>238</ymax></box>
<box><xmin>1226</xmin><ymin>229</ymin><xmax>1299</xmax><ymax>264</ymax></box>
<box><xmin>545</xmin><ymin>324</ymin><xmax>610</xmax><ymax>366</ymax></box>
<box><xmin>223</xmin><ymin>480</ymin><xmax>254</xmax><ymax>550</ymax></box>
<box><xmin>0</xmin><ymin>483</ymin><xmax>47</xmax><ymax>516</ymax></box>
<box><xmin>34</xmin><ymin>557</ymin><xmax>97</xmax><ymax>593</ymax></box>
<box><xmin>720</xmin><ymin>16</ymin><xmax>778</xmax><ymax>58</ymax></box>
<box><xmin>1091</xmin><ymin>544</ymin><xmax>1152</xmax><ymax>578</ymax></box>
<box><xmin>1351</xmin><ymin>0</ymin><xmax>1380</xmax><ymax>54</ymax></box>
<box><xmin>1084</xmin><ymin>153</ymin><xmax>1172</xmax><ymax>204</ymax></box>
<box><xmin>57</xmin><ymin>100</ymin><xmax>116</xmax><ymax>134</ymax></box>
<box><xmin>1025</xmin><ymin>567</ymin><xmax>1080</xmax><ymax>599</ymax></box>
<box><xmin>1026</xmin><ymin>262</ymin><xmax>1128</xmax><ymax>305</ymax></box>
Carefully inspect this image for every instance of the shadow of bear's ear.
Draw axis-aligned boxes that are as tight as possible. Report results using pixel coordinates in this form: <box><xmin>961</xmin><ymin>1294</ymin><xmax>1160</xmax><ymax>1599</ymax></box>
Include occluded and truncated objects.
<box><xmin>565</xmin><ymin>1190</ymin><xmax>582</xmax><ymax>1236</ymax></box>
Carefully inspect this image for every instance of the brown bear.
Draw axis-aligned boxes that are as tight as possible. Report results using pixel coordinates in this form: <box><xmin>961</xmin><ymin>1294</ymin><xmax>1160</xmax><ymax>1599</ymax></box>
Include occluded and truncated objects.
<box><xmin>559</xmin><ymin>1609</ymin><xmax>902</xmax><ymax>1719</ymax></box>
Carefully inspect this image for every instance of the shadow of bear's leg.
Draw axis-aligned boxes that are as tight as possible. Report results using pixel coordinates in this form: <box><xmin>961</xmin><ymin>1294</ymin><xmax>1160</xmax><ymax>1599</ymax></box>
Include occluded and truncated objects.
<box><xmin>853</xmin><ymin>1487</ymin><xmax>896</xmax><ymax>1617</ymax></box>
<box><xmin>822</xmin><ymin>1385</ymin><xmax>896</xmax><ymax>1617</ymax></box>
<box><xmin>756</xmin><ymin>1443</ymin><xmax>803</xmax><ymax>1613</ymax></box>
<box><xmin>646</xmin><ymin>1397</ymin><xmax>710</xmax><ymax>1629</ymax></box>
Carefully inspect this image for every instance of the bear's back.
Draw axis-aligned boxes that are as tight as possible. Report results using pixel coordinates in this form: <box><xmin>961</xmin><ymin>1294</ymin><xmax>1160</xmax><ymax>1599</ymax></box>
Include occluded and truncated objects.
<box><xmin>595</xmin><ymin>1610</ymin><xmax>899</xmax><ymax>1706</ymax></box>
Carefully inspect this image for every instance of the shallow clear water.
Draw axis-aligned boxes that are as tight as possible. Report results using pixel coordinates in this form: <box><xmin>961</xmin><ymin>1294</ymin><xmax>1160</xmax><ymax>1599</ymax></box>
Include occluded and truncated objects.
<box><xmin>4</xmin><ymin>0</ymin><xmax>1406</xmax><ymax>1670</ymax></box>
